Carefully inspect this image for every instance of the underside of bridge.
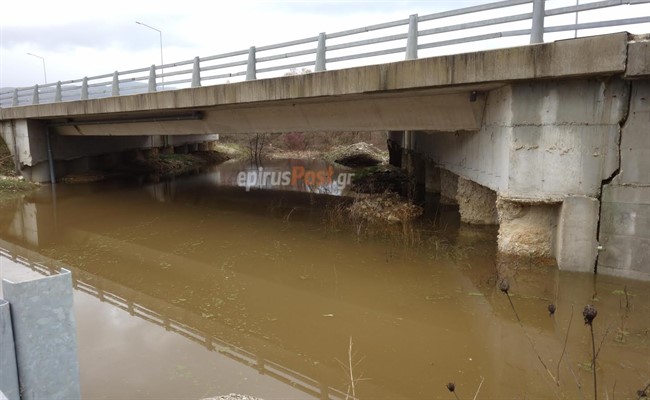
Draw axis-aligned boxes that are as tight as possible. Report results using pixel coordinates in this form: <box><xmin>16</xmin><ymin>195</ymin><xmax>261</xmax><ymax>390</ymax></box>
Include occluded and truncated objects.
<box><xmin>0</xmin><ymin>33</ymin><xmax>648</xmax><ymax>280</ymax></box>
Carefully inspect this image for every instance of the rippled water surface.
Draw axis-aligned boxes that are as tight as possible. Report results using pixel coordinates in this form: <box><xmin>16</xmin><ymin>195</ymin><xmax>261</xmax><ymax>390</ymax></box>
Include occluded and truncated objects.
<box><xmin>0</xmin><ymin>159</ymin><xmax>648</xmax><ymax>400</ymax></box>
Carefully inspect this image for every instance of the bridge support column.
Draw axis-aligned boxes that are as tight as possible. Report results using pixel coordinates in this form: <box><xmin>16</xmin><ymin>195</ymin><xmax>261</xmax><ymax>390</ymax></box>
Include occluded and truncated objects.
<box><xmin>556</xmin><ymin>196</ymin><xmax>599</xmax><ymax>272</ymax></box>
<box><xmin>403</xmin><ymin>148</ymin><xmax>425</xmax><ymax>203</ymax></box>
<box><xmin>439</xmin><ymin>168</ymin><xmax>458</xmax><ymax>205</ymax></box>
<box><xmin>425</xmin><ymin>159</ymin><xmax>440</xmax><ymax>196</ymax></box>
<box><xmin>387</xmin><ymin>131</ymin><xmax>402</xmax><ymax>167</ymax></box>
<box><xmin>0</xmin><ymin>119</ymin><xmax>53</xmax><ymax>182</ymax></box>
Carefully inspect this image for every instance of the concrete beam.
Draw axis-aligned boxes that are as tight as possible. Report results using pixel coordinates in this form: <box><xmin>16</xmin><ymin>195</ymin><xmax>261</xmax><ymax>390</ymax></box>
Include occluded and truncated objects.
<box><xmin>50</xmin><ymin>90</ymin><xmax>487</xmax><ymax>136</ymax></box>
<box><xmin>0</xmin><ymin>33</ymin><xmax>628</xmax><ymax>122</ymax></box>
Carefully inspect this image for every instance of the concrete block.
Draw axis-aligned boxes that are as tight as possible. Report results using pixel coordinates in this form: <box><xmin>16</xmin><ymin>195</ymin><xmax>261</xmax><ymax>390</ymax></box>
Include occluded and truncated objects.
<box><xmin>1</xmin><ymin>269</ymin><xmax>81</xmax><ymax>400</ymax></box>
<box><xmin>625</xmin><ymin>40</ymin><xmax>650</xmax><ymax>78</ymax></box>
<box><xmin>507</xmin><ymin>124</ymin><xmax>619</xmax><ymax>199</ymax></box>
<box><xmin>0</xmin><ymin>300</ymin><xmax>19</xmax><ymax>400</ymax></box>
<box><xmin>555</xmin><ymin>196</ymin><xmax>599</xmax><ymax>273</ymax></box>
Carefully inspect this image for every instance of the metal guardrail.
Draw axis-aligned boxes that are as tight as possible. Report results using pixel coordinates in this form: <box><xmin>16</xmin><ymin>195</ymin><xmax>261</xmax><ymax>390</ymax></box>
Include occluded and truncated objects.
<box><xmin>1</xmin><ymin>0</ymin><xmax>649</xmax><ymax>108</ymax></box>
<box><xmin>0</xmin><ymin>244</ymin><xmax>354</xmax><ymax>400</ymax></box>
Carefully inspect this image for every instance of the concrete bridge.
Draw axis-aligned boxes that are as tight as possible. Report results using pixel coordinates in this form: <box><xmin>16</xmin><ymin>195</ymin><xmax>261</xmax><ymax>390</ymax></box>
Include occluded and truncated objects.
<box><xmin>0</xmin><ymin>0</ymin><xmax>649</xmax><ymax>281</ymax></box>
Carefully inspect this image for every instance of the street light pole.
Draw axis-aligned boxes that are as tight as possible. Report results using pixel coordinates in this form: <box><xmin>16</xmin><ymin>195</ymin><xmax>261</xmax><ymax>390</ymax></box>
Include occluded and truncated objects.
<box><xmin>27</xmin><ymin>52</ymin><xmax>47</xmax><ymax>84</ymax></box>
<box><xmin>136</xmin><ymin>21</ymin><xmax>164</xmax><ymax>89</ymax></box>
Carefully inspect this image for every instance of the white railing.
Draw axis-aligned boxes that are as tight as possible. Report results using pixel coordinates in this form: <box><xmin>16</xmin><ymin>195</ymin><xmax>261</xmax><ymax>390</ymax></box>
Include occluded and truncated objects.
<box><xmin>1</xmin><ymin>0</ymin><xmax>649</xmax><ymax>108</ymax></box>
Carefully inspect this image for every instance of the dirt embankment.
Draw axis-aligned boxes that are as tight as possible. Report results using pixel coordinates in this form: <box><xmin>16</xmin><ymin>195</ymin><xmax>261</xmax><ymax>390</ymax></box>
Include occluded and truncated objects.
<box><xmin>0</xmin><ymin>139</ymin><xmax>39</xmax><ymax>194</ymax></box>
<box><xmin>324</xmin><ymin>142</ymin><xmax>387</xmax><ymax>167</ymax></box>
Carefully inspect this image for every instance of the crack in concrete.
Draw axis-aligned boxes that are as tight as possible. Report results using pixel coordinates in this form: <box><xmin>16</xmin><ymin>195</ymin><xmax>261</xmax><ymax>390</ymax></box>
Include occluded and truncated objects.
<box><xmin>594</xmin><ymin>76</ymin><xmax>632</xmax><ymax>273</ymax></box>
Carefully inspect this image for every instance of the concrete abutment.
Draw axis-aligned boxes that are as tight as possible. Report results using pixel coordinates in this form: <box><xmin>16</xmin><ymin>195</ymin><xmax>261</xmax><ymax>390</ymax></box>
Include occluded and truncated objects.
<box><xmin>407</xmin><ymin>75</ymin><xmax>647</xmax><ymax>279</ymax></box>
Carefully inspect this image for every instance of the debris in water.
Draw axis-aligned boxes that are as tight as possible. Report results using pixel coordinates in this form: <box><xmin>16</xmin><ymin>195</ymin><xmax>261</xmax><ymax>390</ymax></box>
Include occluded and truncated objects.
<box><xmin>583</xmin><ymin>304</ymin><xmax>597</xmax><ymax>325</ymax></box>
<box><xmin>548</xmin><ymin>303</ymin><xmax>556</xmax><ymax>316</ymax></box>
<box><xmin>498</xmin><ymin>278</ymin><xmax>510</xmax><ymax>294</ymax></box>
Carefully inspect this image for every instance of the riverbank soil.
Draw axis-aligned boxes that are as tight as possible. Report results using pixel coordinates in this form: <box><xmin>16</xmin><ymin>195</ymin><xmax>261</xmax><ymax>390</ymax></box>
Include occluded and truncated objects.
<box><xmin>218</xmin><ymin>131</ymin><xmax>388</xmax><ymax>163</ymax></box>
<box><xmin>0</xmin><ymin>138</ymin><xmax>39</xmax><ymax>194</ymax></box>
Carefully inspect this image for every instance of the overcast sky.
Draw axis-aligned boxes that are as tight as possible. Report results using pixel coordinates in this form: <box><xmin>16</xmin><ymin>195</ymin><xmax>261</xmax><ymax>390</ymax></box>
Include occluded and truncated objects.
<box><xmin>1</xmin><ymin>0</ymin><xmax>649</xmax><ymax>88</ymax></box>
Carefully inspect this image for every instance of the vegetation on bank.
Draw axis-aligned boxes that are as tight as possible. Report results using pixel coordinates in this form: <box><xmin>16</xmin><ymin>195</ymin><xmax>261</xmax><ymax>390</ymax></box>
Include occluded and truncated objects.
<box><xmin>0</xmin><ymin>138</ymin><xmax>39</xmax><ymax>194</ymax></box>
<box><xmin>218</xmin><ymin>131</ymin><xmax>388</xmax><ymax>164</ymax></box>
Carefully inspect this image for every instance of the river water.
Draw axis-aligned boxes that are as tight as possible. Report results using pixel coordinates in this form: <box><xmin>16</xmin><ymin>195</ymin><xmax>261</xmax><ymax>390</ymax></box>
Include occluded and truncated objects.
<box><xmin>0</xmin><ymin>159</ymin><xmax>648</xmax><ymax>400</ymax></box>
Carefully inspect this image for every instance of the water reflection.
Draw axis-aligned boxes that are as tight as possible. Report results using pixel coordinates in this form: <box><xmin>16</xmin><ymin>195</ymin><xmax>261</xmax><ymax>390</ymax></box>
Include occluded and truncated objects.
<box><xmin>0</xmin><ymin>161</ymin><xmax>648</xmax><ymax>399</ymax></box>
<box><xmin>0</xmin><ymin>241</ymin><xmax>347</xmax><ymax>399</ymax></box>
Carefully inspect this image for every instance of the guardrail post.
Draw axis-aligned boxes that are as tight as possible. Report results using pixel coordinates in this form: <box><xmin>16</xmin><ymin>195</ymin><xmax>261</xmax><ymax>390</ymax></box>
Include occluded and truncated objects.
<box><xmin>406</xmin><ymin>14</ymin><xmax>418</xmax><ymax>60</ymax></box>
<box><xmin>148</xmin><ymin>65</ymin><xmax>157</xmax><ymax>93</ymax></box>
<box><xmin>531</xmin><ymin>0</ymin><xmax>546</xmax><ymax>43</ymax></box>
<box><xmin>12</xmin><ymin>89</ymin><xmax>18</xmax><ymax>106</ymax></box>
<box><xmin>246</xmin><ymin>46</ymin><xmax>256</xmax><ymax>81</ymax></box>
<box><xmin>191</xmin><ymin>57</ymin><xmax>201</xmax><ymax>88</ymax></box>
<box><xmin>81</xmin><ymin>77</ymin><xmax>88</xmax><ymax>100</ymax></box>
<box><xmin>111</xmin><ymin>71</ymin><xmax>119</xmax><ymax>96</ymax></box>
<box><xmin>315</xmin><ymin>33</ymin><xmax>326</xmax><ymax>72</ymax></box>
<box><xmin>32</xmin><ymin>85</ymin><xmax>39</xmax><ymax>105</ymax></box>
<box><xmin>55</xmin><ymin>82</ymin><xmax>62</xmax><ymax>102</ymax></box>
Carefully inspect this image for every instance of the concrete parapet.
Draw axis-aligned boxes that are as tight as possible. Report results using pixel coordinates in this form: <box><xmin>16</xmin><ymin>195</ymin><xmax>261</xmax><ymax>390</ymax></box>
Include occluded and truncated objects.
<box><xmin>0</xmin><ymin>300</ymin><xmax>18</xmax><ymax>400</ymax></box>
<box><xmin>1</xmin><ymin>269</ymin><xmax>81</xmax><ymax>400</ymax></box>
<box><xmin>457</xmin><ymin>177</ymin><xmax>498</xmax><ymax>225</ymax></box>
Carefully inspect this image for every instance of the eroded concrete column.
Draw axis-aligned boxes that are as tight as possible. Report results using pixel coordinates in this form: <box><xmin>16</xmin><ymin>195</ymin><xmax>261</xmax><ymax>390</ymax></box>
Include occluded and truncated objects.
<box><xmin>403</xmin><ymin>149</ymin><xmax>425</xmax><ymax>202</ymax></box>
<box><xmin>1</xmin><ymin>269</ymin><xmax>80</xmax><ymax>400</ymax></box>
<box><xmin>387</xmin><ymin>131</ymin><xmax>402</xmax><ymax>168</ymax></box>
<box><xmin>425</xmin><ymin>159</ymin><xmax>440</xmax><ymax>195</ymax></box>
<box><xmin>439</xmin><ymin>168</ymin><xmax>458</xmax><ymax>205</ymax></box>
<box><xmin>497</xmin><ymin>197</ymin><xmax>559</xmax><ymax>258</ymax></box>
<box><xmin>457</xmin><ymin>177</ymin><xmax>498</xmax><ymax>225</ymax></box>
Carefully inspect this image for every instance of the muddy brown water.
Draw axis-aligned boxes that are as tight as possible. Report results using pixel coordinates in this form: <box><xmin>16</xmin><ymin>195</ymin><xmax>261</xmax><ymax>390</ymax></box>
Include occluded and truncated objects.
<box><xmin>0</xmin><ymin>159</ymin><xmax>648</xmax><ymax>400</ymax></box>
